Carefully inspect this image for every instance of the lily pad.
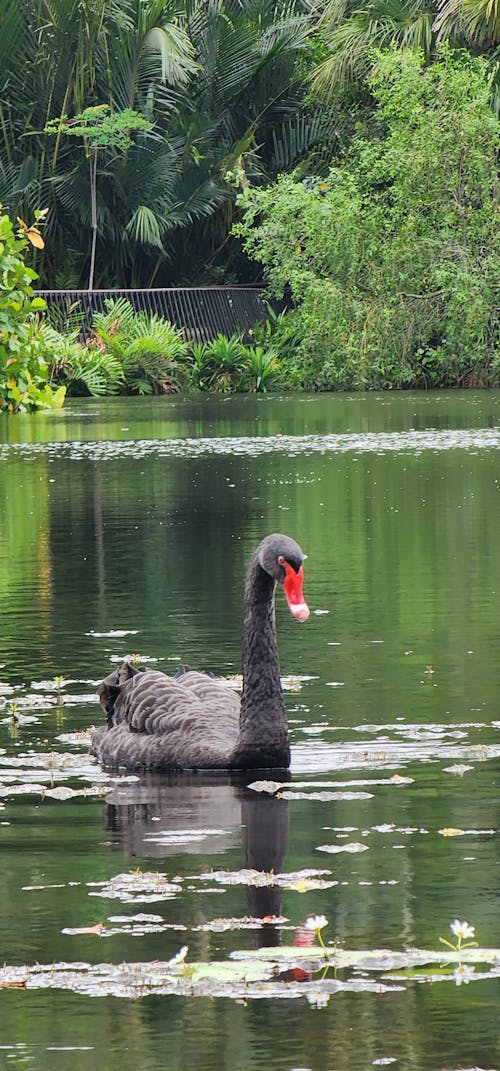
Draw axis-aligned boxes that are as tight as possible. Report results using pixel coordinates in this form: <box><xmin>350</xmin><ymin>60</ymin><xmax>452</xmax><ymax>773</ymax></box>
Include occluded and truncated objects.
<box><xmin>438</xmin><ymin>827</ymin><xmax>495</xmax><ymax>837</ymax></box>
<box><xmin>281</xmin><ymin>791</ymin><xmax>374</xmax><ymax>801</ymax></box>
<box><xmin>87</xmin><ymin>870</ymin><xmax>183</xmax><ymax>903</ymax></box>
<box><xmin>1</xmin><ymin>944</ymin><xmax>499</xmax><ymax>1001</ymax></box>
<box><xmin>247</xmin><ymin>780</ymin><xmax>283</xmax><ymax>795</ymax></box>
<box><xmin>233</xmin><ymin>944</ymin><xmax>500</xmax><ymax>973</ymax></box>
<box><xmin>0</xmin><ymin>751</ymin><xmax>140</xmax><ymax>787</ymax></box>
<box><xmin>144</xmin><ymin>828</ymin><xmax>229</xmax><ymax>846</ymax></box>
<box><xmin>0</xmin><ymin>783</ymin><xmax>109</xmax><ymax>800</ymax></box>
<box><xmin>193</xmin><ymin>915</ymin><xmax>288</xmax><ymax>933</ymax></box>
<box><xmin>193</xmin><ymin>867</ymin><xmax>336</xmax><ymax>890</ymax></box>
<box><xmin>56</xmin><ymin>730</ymin><xmax>94</xmax><ymax>747</ymax></box>
<box><xmin>316</xmin><ymin>842</ymin><xmax>370</xmax><ymax>854</ymax></box>
<box><xmin>442</xmin><ymin>764</ymin><xmax>474</xmax><ymax>776</ymax></box>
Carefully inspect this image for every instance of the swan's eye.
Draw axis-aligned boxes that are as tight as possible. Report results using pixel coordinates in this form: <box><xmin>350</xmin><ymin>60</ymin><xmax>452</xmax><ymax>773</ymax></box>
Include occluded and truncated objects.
<box><xmin>278</xmin><ymin>555</ymin><xmax>285</xmax><ymax>565</ymax></box>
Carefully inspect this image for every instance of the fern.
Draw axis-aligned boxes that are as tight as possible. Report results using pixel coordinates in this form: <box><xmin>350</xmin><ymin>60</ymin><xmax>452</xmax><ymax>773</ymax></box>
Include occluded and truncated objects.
<box><xmin>44</xmin><ymin>298</ymin><xmax>88</xmax><ymax>336</ymax></box>
<box><xmin>87</xmin><ymin>301</ymin><xmax>190</xmax><ymax>393</ymax></box>
<box><xmin>41</xmin><ymin>323</ymin><xmax>124</xmax><ymax>396</ymax></box>
<box><xmin>92</xmin><ymin>298</ymin><xmax>138</xmax><ymax>338</ymax></box>
<box><xmin>65</xmin><ymin>349</ymin><xmax>125</xmax><ymax>396</ymax></box>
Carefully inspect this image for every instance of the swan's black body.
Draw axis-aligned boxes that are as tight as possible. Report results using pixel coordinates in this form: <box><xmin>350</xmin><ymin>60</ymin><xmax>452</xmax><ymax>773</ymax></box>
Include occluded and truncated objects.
<box><xmin>90</xmin><ymin>534</ymin><xmax>309</xmax><ymax>771</ymax></box>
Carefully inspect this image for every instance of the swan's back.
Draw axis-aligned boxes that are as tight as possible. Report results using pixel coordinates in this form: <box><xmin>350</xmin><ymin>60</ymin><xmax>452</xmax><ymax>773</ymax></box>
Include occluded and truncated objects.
<box><xmin>91</xmin><ymin>664</ymin><xmax>241</xmax><ymax>770</ymax></box>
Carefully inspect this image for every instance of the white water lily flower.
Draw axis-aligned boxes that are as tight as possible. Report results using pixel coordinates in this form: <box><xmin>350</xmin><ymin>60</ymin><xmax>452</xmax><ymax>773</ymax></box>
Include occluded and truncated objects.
<box><xmin>304</xmin><ymin>914</ymin><xmax>328</xmax><ymax>932</ymax></box>
<box><xmin>450</xmin><ymin>920</ymin><xmax>475</xmax><ymax>941</ymax></box>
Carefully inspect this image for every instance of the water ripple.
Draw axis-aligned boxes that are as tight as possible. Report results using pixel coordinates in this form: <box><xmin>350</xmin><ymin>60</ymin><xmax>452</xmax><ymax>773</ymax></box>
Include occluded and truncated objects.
<box><xmin>2</xmin><ymin>426</ymin><xmax>500</xmax><ymax>461</ymax></box>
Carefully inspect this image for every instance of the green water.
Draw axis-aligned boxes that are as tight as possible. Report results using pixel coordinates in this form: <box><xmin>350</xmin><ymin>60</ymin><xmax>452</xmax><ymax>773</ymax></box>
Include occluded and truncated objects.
<box><xmin>0</xmin><ymin>391</ymin><xmax>499</xmax><ymax>1070</ymax></box>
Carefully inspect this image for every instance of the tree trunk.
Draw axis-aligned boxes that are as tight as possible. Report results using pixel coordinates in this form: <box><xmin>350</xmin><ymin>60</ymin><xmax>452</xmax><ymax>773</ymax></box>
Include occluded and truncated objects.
<box><xmin>88</xmin><ymin>147</ymin><xmax>98</xmax><ymax>291</ymax></box>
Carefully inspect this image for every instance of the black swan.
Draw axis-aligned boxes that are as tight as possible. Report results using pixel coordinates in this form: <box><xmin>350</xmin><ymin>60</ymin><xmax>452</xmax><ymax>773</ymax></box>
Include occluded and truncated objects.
<box><xmin>90</xmin><ymin>533</ymin><xmax>309</xmax><ymax>771</ymax></box>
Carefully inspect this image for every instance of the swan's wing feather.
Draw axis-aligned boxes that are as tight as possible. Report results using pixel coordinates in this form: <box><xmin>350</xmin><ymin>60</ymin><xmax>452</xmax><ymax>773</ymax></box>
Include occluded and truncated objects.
<box><xmin>170</xmin><ymin>670</ymin><xmax>240</xmax><ymax>714</ymax></box>
<box><xmin>92</xmin><ymin>665</ymin><xmax>241</xmax><ymax>769</ymax></box>
<box><xmin>109</xmin><ymin>669</ymin><xmax>240</xmax><ymax>732</ymax></box>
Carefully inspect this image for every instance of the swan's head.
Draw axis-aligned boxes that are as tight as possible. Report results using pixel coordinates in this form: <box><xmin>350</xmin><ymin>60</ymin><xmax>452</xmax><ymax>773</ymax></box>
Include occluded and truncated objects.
<box><xmin>258</xmin><ymin>534</ymin><xmax>310</xmax><ymax>622</ymax></box>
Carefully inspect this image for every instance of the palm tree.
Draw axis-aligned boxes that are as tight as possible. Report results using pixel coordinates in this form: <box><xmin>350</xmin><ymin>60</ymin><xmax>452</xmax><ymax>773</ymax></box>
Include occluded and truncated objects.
<box><xmin>0</xmin><ymin>0</ymin><xmax>327</xmax><ymax>286</ymax></box>
<box><xmin>311</xmin><ymin>0</ymin><xmax>499</xmax><ymax>102</ymax></box>
<box><xmin>42</xmin><ymin>0</ymin><xmax>203</xmax><ymax>285</ymax></box>
<box><xmin>154</xmin><ymin>0</ymin><xmax>330</xmax><ymax>281</ymax></box>
<box><xmin>0</xmin><ymin>0</ymin><xmax>202</xmax><ymax>285</ymax></box>
<box><xmin>0</xmin><ymin>0</ymin><xmax>111</xmax><ymax>212</ymax></box>
<box><xmin>433</xmin><ymin>0</ymin><xmax>499</xmax><ymax>44</ymax></box>
<box><xmin>311</xmin><ymin>0</ymin><xmax>438</xmax><ymax>97</ymax></box>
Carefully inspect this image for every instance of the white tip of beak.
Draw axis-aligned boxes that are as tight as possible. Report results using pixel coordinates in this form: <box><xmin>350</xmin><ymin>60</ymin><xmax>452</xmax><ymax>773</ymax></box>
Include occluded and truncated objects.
<box><xmin>288</xmin><ymin>602</ymin><xmax>310</xmax><ymax>622</ymax></box>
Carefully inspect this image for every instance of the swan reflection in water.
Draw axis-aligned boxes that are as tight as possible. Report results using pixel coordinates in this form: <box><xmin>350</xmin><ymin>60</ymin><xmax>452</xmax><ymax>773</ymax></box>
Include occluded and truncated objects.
<box><xmin>101</xmin><ymin>773</ymin><xmax>290</xmax><ymax>946</ymax></box>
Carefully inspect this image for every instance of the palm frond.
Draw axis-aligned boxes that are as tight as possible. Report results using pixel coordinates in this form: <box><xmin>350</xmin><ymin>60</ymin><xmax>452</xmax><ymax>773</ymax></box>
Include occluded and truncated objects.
<box><xmin>92</xmin><ymin>297</ymin><xmax>138</xmax><ymax>335</ymax></box>
<box><xmin>434</xmin><ymin>0</ymin><xmax>500</xmax><ymax>42</ymax></box>
<box><xmin>125</xmin><ymin>203</ymin><xmax>165</xmax><ymax>246</ymax></box>
<box><xmin>258</xmin><ymin>11</ymin><xmax>312</xmax><ymax>56</ymax></box>
<box><xmin>144</xmin><ymin>24</ymin><xmax>199</xmax><ymax>84</ymax></box>
<box><xmin>167</xmin><ymin>177</ymin><xmax>228</xmax><ymax>227</ymax></box>
<box><xmin>269</xmin><ymin>112</ymin><xmax>338</xmax><ymax>173</ymax></box>
<box><xmin>42</xmin><ymin>322</ymin><xmax>124</xmax><ymax>396</ymax></box>
<box><xmin>65</xmin><ymin>348</ymin><xmax>125</xmax><ymax>395</ymax></box>
<box><xmin>0</xmin><ymin>0</ymin><xmax>26</xmax><ymax>96</ymax></box>
<box><xmin>312</xmin><ymin>0</ymin><xmax>438</xmax><ymax>94</ymax></box>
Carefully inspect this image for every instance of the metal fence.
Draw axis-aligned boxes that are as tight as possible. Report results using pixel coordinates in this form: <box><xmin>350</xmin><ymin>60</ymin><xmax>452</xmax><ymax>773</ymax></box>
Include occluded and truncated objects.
<box><xmin>35</xmin><ymin>286</ymin><xmax>271</xmax><ymax>342</ymax></box>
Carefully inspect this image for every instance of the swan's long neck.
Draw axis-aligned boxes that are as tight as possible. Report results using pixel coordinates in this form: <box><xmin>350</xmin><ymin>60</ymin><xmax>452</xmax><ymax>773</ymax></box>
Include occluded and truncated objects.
<box><xmin>233</xmin><ymin>552</ymin><xmax>290</xmax><ymax>768</ymax></box>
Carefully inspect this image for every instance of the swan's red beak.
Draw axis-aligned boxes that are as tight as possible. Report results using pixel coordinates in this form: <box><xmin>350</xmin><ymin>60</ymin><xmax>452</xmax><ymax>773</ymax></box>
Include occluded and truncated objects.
<box><xmin>281</xmin><ymin>562</ymin><xmax>310</xmax><ymax>622</ymax></box>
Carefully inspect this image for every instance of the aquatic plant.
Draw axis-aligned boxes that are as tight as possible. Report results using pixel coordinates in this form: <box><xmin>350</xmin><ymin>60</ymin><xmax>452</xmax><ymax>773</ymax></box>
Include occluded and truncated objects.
<box><xmin>304</xmin><ymin>914</ymin><xmax>329</xmax><ymax>949</ymax></box>
<box><xmin>439</xmin><ymin>919</ymin><xmax>478</xmax><ymax>952</ymax></box>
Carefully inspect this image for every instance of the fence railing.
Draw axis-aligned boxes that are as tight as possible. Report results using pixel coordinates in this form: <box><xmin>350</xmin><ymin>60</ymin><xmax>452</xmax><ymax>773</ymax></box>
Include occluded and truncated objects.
<box><xmin>35</xmin><ymin>286</ymin><xmax>271</xmax><ymax>342</ymax></box>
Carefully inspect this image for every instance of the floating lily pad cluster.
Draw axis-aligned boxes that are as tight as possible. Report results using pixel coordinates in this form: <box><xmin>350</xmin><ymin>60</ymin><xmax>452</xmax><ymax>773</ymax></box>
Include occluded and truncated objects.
<box><xmin>1</xmin><ymin>944</ymin><xmax>499</xmax><ymax>1000</ymax></box>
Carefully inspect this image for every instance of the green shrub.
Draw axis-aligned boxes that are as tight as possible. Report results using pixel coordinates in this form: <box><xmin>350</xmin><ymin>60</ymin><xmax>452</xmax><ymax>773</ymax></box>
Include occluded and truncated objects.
<box><xmin>0</xmin><ymin>210</ymin><xmax>65</xmax><ymax>411</ymax></box>
<box><xmin>234</xmin><ymin>49</ymin><xmax>499</xmax><ymax>390</ymax></box>
<box><xmin>42</xmin><ymin>324</ymin><xmax>124</xmax><ymax>396</ymax></box>
<box><xmin>91</xmin><ymin>299</ymin><xmax>189</xmax><ymax>394</ymax></box>
<box><xmin>188</xmin><ymin>333</ymin><xmax>246</xmax><ymax>392</ymax></box>
<box><xmin>239</xmin><ymin>345</ymin><xmax>281</xmax><ymax>392</ymax></box>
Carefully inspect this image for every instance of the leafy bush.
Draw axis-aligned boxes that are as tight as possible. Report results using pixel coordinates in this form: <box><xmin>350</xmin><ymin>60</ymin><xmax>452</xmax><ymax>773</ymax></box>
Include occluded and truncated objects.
<box><xmin>42</xmin><ymin>324</ymin><xmax>124</xmax><ymax>396</ymax></box>
<box><xmin>43</xmin><ymin>305</ymin><xmax>284</xmax><ymax>398</ymax></box>
<box><xmin>188</xmin><ymin>333</ymin><xmax>246</xmax><ymax>392</ymax></box>
<box><xmin>240</xmin><ymin>346</ymin><xmax>281</xmax><ymax>392</ymax></box>
<box><xmin>234</xmin><ymin>48</ymin><xmax>499</xmax><ymax>390</ymax></box>
<box><xmin>0</xmin><ymin>210</ymin><xmax>65</xmax><ymax>411</ymax></box>
<box><xmin>188</xmin><ymin>331</ymin><xmax>283</xmax><ymax>392</ymax></box>
<box><xmin>91</xmin><ymin>299</ymin><xmax>190</xmax><ymax>394</ymax></box>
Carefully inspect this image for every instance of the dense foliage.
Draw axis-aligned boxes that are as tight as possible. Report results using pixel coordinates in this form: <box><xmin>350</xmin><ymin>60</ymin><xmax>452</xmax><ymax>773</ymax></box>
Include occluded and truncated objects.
<box><xmin>0</xmin><ymin>2</ymin><xmax>498</xmax><ymax>400</ymax></box>
<box><xmin>0</xmin><ymin>0</ymin><xmax>326</xmax><ymax>288</ymax></box>
<box><xmin>235</xmin><ymin>49</ymin><xmax>499</xmax><ymax>389</ymax></box>
<box><xmin>0</xmin><ymin>210</ymin><xmax>65</xmax><ymax>411</ymax></box>
<box><xmin>45</xmin><ymin>298</ymin><xmax>283</xmax><ymax>395</ymax></box>
<box><xmin>313</xmin><ymin>0</ymin><xmax>500</xmax><ymax>105</ymax></box>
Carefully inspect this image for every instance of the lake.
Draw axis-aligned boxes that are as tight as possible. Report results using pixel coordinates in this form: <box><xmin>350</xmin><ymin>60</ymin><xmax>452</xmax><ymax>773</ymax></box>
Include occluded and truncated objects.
<box><xmin>0</xmin><ymin>390</ymin><xmax>499</xmax><ymax>1071</ymax></box>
